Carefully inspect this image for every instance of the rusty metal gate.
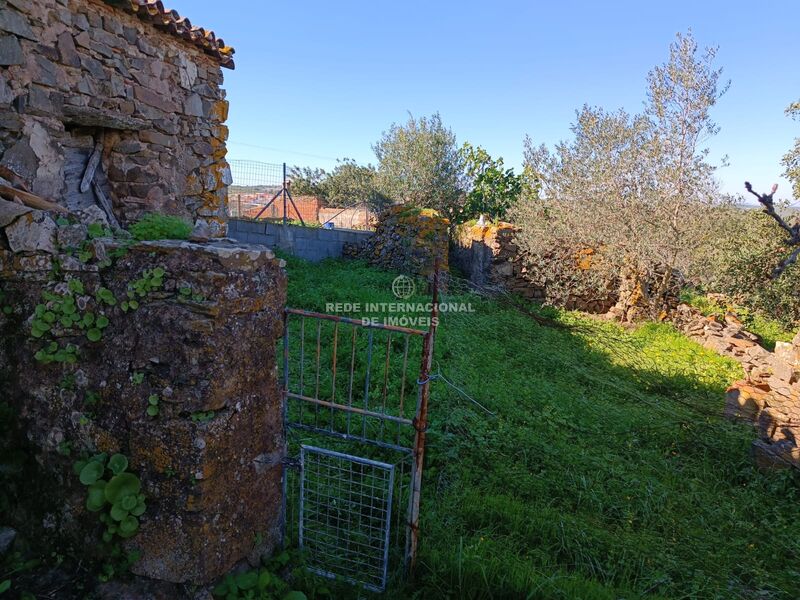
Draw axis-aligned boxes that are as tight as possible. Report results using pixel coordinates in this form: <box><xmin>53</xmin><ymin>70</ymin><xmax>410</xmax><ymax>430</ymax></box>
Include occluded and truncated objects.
<box><xmin>280</xmin><ymin>280</ymin><xmax>438</xmax><ymax>591</ymax></box>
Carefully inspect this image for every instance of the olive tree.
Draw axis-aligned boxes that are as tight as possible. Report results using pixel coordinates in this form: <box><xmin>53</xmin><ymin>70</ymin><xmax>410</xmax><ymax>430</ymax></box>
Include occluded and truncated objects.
<box><xmin>372</xmin><ymin>113</ymin><xmax>466</xmax><ymax>221</ymax></box>
<box><xmin>783</xmin><ymin>100</ymin><xmax>800</xmax><ymax>200</ymax></box>
<box><xmin>513</xmin><ymin>31</ymin><xmax>730</xmax><ymax>320</ymax></box>
<box><xmin>289</xmin><ymin>159</ymin><xmax>390</xmax><ymax>210</ymax></box>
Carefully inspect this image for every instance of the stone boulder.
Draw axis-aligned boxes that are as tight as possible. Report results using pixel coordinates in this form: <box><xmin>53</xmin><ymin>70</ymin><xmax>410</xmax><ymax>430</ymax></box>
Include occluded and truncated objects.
<box><xmin>0</xmin><ymin>198</ymin><xmax>57</xmax><ymax>253</ymax></box>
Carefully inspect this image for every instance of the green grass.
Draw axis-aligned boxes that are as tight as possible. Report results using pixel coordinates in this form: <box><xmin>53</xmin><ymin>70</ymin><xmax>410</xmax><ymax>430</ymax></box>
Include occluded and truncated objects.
<box><xmin>282</xmin><ymin>256</ymin><xmax>800</xmax><ymax>600</ymax></box>
<box><xmin>680</xmin><ymin>289</ymin><xmax>794</xmax><ymax>351</ymax></box>
<box><xmin>129</xmin><ymin>213</ymin><xmax>192</xmax><ymax>241</ymax></box>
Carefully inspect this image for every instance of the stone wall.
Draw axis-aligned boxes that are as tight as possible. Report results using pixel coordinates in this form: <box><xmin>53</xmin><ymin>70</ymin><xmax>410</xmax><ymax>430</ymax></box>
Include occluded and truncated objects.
<box><xmin>0</xmin><ymin>0</ymin><xmax>233</xmax><ymax>234</ymax></box>
<box><xmin>344</xmin><ymin>205</ymin><xmax>449</xmax><ymax>276</ymax></box>
<box><xmin>672</xmin><ymin>303</ymin><xmax>800</xmax><ymax>469</ymax></box>
<box><xmin>451</xmin><ymin>223</ymin><xmax>617</xmax><ymax>313</ymax></box>
<box><xmin>0</xmin><ymin>198</ymin><xmax>286</xmax><ymax>583</ymax></box>
<box><xmin>228</xmin><ymin>218</ymin><xmax>374</xmax><ymax>262</ymax></box>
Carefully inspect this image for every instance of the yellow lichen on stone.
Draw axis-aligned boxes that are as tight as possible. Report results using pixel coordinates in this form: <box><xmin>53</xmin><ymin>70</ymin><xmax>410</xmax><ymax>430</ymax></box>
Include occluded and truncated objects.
<box><xmin>210</xmin><ymin>100</ymin><xmax>229</xmax><ymax>122</ymax></box>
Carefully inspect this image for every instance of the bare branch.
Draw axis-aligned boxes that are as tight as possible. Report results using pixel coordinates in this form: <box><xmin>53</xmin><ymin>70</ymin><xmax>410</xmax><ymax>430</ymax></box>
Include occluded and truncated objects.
<box><xmin>773</xmin><ymin>245</ymin><xmax>800</xmax><ymax>278</ymax></box>
<box><xmin>745</xmin><ymin>181</ymin><xmax>800</xmax><ymax>277</ymax></box>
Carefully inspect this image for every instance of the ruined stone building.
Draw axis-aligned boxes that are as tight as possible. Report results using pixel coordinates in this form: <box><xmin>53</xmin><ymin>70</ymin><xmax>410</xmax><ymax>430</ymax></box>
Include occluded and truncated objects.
<box><xmin>0</xmin><ymin>0</ymin><xmax>234</xmax><ymax>234</ymax></box>
<box><xmin>0</xmin><ymin>0</ymin><xmax>291</xmax><ymax>587</ymax></box>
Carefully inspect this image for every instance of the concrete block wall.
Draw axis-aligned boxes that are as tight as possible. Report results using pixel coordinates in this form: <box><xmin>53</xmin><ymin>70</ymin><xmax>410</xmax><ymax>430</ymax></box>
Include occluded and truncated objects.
<box><xmin>228</xmin><ymin>219</ymin><xmax>374</xmax><ymax>262</ymax></box>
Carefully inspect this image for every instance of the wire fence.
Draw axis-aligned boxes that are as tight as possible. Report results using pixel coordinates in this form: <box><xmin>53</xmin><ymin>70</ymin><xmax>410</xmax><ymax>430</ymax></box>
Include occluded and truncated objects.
<box><xmin>228</xmin><ymin>160</ymin><xmax>285</xmax><ymax>219</ymax></box>
<box><xmin>228</xmin><ymin>159</ymin><xmax>377</xmax><ymax>229</ymax></box>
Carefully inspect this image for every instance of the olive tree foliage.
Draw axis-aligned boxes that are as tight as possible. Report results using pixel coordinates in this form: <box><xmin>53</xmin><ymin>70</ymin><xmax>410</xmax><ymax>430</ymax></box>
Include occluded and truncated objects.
<box><xmin>783</xmin><ymin>100</ymin><xmax>800</xmax><ymax>200</ymax></box>
<box><xmin>289</xmin><ymin>159</ymin><xmax>390</xmax><ymax>210</ymax></box>
<box><xmin>372</xmin><ymin>113</ymin><xmax>466</xmax><ymax>222</ymax></box>
<box><xmin>701</xmin><ymin>203</ymin><xmax>800</xmax><ymax>328</ymax></box>
<box><xmin>512</xmin><ymin>32</ymin><xmax>730</xmax><ymax>319</ymax></box>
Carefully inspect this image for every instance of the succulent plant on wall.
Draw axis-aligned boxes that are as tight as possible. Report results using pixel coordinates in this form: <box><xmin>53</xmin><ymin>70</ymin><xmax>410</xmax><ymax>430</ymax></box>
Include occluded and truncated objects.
<box><xmin>74</xmin><ymin>453</ymin><xmax>146</xmax><ymax>542</ymax></box>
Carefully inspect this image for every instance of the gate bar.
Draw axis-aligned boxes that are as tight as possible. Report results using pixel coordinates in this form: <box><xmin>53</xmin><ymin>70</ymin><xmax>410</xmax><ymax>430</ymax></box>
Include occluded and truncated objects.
<box><xmin>286</xmin><ymin>308</ymin><xmax>427</xmax><ymax>337</ymax></box>
<box><xmin>286</xmin><ymin>391</ymin><xmax>414</xmax><ymax>426</ymax></box>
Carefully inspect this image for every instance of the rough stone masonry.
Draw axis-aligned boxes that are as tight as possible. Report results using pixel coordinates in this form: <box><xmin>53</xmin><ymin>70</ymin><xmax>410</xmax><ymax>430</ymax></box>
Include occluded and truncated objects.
<box><xmin>0</xmin><ymin>0</ymin><xmax>234</xmax><ymax>234</ymax></box>
<box><xmin>0</xmin><ymin>197</ymin><xmax>287</xmax><ymax>583</ymax></box>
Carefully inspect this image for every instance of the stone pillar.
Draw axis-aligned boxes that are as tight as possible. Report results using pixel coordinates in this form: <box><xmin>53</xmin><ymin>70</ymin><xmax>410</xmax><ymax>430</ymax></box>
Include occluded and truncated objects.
<box><xmin>0</xmin><ymin>210</ymin><xmax>286</xmax><ymax>583</ymax></box>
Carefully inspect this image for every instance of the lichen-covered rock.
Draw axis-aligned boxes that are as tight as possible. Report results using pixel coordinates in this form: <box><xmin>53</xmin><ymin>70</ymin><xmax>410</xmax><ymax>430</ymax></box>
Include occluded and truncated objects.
<box><xmin>0</xmin><ymin>238</ymin><xmax>287</xmax><ymax>583</ymax></box>
<box><xmin>344</xmin><ymin>205</ymin><xmax>448</xmax><ymax>276</ymax></box>
<box><xmin>4</xmin><ymin>208</ymin><xmax>57</xmax><ymax>253</ymax></box>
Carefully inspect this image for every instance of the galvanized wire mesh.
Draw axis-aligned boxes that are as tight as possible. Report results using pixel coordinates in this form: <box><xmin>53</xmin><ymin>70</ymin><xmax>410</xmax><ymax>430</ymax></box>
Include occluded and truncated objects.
<box><xmin>299</xmin><ymin>445</ymin><xmax>395</xmax><ymax>592</ymax></box>
<box><xmin>228</xmin><ymin>160</ymin><xmax>283</xmax><ymax>218</ymax></box>
<box><xmin>284</xmin><ymin>441</ymin><xmax>412</xmax><ymax>560</ymax></box>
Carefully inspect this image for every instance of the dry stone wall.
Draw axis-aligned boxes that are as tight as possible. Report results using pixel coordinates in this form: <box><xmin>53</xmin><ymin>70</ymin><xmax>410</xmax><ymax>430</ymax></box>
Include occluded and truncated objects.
<box><xmin>0</xmin><ymin>0</ymin><xmax>233</xmax><ymax>234</ymax></box>
<box><xmin>672</xmin><ymin>303</ymin><xmax>800</xmax><ymax>469</ymax></box>
<box><xmin>344</xmin><ymin>205</ymin><xmax>449</xmax><ymax>276</ymax></box>
<box><xmin>451</xmin><ymin>223</ymin><xmax>618</xmax><ymax>313</ymax></box>
<box><xmin>0</xmin><ymin>197</ymin><xmax>286</xmax><ymax>583</ymax></box>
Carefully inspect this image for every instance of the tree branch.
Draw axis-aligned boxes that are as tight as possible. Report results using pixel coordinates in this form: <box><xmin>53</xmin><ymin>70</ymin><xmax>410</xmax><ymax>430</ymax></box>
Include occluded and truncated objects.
<box><xmin>744</xmin><ymin>181</ymin><xmax>800</xmax><ymax>277</ymax></box>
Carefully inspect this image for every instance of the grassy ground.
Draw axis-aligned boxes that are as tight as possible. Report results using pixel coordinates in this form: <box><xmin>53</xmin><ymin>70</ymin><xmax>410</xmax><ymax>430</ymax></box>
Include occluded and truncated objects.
<box><xmin>283</xmin><ymin>256</ymin><xmax>800</xmax><ymax>600</ymax></box>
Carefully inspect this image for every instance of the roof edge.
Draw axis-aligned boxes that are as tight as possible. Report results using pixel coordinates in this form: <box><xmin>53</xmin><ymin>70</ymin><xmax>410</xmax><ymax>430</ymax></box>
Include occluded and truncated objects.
<box><xmin>103</xmin><ymin>0</ymin><xmax>235</xmax><ymax>69</ymax></box>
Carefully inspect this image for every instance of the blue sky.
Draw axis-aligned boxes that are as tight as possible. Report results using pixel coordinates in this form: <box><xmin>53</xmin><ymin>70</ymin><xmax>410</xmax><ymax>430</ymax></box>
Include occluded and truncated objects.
<box><xmin>170</xmin><ymin>0</ymin><xmax>800</xmax><ymax>201</ymax></box>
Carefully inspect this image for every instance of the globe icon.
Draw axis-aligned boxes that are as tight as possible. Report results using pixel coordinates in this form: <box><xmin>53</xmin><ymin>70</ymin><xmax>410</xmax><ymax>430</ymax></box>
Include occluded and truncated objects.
<box><xmin>391</xmin><ymin>275</ymin><xmax>416</xmax><ymax>299</ymax></box>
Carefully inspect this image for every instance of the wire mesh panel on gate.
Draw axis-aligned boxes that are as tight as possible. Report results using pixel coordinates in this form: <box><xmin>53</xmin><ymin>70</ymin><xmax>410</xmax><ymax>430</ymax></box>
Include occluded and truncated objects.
<box><xmin>299</xmin><ymin>445</ymin><xmax>395</xmax><ymax>592</ymax></box>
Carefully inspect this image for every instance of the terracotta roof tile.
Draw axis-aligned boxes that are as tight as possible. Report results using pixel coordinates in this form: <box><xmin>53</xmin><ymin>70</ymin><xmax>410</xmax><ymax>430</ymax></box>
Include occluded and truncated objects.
<box><xmin>103</xmin><ymin>0</ymin><xmax>235</xmax><ymax>69</ymax></box>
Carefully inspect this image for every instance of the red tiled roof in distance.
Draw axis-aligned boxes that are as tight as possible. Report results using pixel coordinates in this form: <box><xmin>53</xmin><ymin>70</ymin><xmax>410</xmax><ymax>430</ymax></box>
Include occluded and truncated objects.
<box><xmin>103</xmin><ymin>0</ymin><xmax>235</xmax><ymax>69</ymax></box>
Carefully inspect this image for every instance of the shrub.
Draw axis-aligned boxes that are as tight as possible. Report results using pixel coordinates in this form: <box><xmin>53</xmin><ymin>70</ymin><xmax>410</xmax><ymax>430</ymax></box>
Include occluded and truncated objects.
<box><xmin>129</xmin><ymin>214</ymin><xmax>192</xmax><ymax>241</ymax></box>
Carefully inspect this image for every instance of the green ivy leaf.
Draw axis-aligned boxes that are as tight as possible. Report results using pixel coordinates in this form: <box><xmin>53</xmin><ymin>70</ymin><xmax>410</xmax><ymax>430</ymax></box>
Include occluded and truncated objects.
<box><xmin>87</xmin><ymin>328</ymin><xmax>102</xmax><ymax>342</ymax></box>
<box><xmin>68</xmin><ymin>279</ymin><xmax>85</xmax><ymax>295</ymax></box>
<box><xmin>120</xmin><ymin>495</ymin><xmax>137</xmax><ymax>511</ymax></box>
<box><xmin>236</xmin><ymin>571</ymin><xmax>259</xmax><ymax>590</ymax></box>
<box><xmin>86</xmin><ymin>481</ymin><xmax>107</xmax><ymax>512</ymax></box>
<box><xmin>105</xmin><ymin>473</ymin><xmax>141</xmax><ymax>504</ymax></box>
<box><xmin>130</xmin><ymin>500</ymin><xmax>146</xmax><ymax>516</ymax></box>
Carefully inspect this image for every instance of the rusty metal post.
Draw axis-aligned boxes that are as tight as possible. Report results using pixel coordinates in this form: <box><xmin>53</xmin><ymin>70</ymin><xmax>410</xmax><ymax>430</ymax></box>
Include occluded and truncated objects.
<box><xmin>405</xmin><ymin>264</ymin><xmax>440</xmax><ymax>574</ymax></box>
